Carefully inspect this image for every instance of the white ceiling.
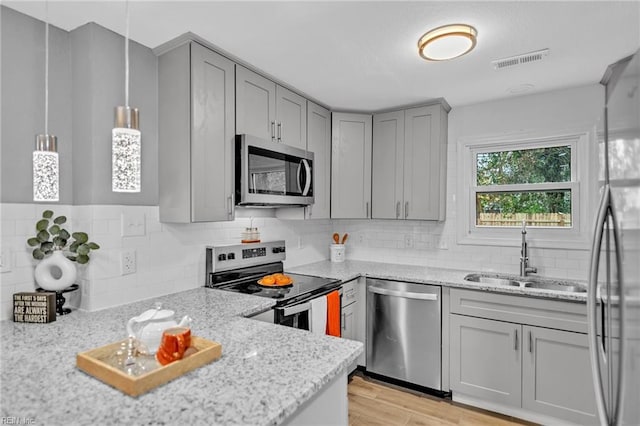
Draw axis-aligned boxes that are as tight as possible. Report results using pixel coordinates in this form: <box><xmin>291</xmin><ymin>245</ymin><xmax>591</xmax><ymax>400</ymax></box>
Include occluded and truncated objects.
<box><xmin>4</xmin><ymin>1</ymin><xmax>640</xmax><ymax>111</ymax></box>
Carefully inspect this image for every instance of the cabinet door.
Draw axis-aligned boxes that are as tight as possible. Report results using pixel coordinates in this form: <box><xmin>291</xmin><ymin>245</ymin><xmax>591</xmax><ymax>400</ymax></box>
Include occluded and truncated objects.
<box><xmin>276</xmin><ymin>85</ymin><xmax>307</xmax><ymax>150</ymax></box>
<box><xmin>342</xmin><ymin>302</ymin><xmax>356</xmax><ymax>341</ymax></box>
<box><xmin>191</xmin><ymin>43</ymin><xmax>235</xmax><ymax>222</ymax></box>
<box><xmin>522</xmin><ymin>326</ymin><xmax>598</xmax><ymax>424</ymax></box>
<box><xmin>236</xmin><ymin>65</ymin><xmax>276</xmax><ymax>141</ymax></box>
<box><xmin>331</xmin><ymin>113</ymin><xmax>372</xmax><ymax>219</ymax></box>
<box><xmin>450</xmin><ymin>315</ymin><xmax>521</xmax><ymax>407</ymax></box>
<box><xmin>372</xmin><ymin>110</ymin><xmax>404</xmax><ymax>219</ymax></box>
<box><xmin>404</xmin><ymin>105</ymin><xmax>446</xmax><ymax>220</ymax></box>
<box><xmin>306</xmin><ymin>101</ymin><xmax>331</xmax><ymax>219</ymax></box>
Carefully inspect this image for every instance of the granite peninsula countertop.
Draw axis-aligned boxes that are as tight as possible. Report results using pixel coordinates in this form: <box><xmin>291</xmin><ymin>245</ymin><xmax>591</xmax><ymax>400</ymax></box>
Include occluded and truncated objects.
<box><xmin>0</xmin><ymin>288</ymin><xmax>363</xmax><ymax>426</ymax></box>
<box><xmin>288</xmin><ymin>260</ymin><xmax>588</xmax><ymax>302</ymax></box>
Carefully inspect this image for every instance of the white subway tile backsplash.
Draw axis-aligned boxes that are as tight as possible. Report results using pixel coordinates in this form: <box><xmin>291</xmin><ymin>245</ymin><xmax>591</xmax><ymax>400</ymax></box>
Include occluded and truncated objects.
<box><xmin>0</xmin><ymin>200</ymin><xmax>593</xmax><ymax>321</ymax></box>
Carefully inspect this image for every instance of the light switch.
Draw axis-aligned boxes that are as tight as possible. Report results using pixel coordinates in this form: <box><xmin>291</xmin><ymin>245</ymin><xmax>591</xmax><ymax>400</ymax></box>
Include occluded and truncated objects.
<box><xmin>121</xmin><ymin>212</ymin><xmax>146</xmax><ymax>237</ymax></box>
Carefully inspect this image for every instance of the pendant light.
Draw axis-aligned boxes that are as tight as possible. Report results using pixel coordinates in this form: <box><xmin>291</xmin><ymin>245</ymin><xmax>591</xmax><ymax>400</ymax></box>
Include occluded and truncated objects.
<box><xmin>33</xmin><ymin>1</ymin><xmax>59</xmax><ymax>202</ymax></box>
<box><xmin>112</xmin><ymin>0</ymin><xmax>141</xmax><ymax>193</ymax></box>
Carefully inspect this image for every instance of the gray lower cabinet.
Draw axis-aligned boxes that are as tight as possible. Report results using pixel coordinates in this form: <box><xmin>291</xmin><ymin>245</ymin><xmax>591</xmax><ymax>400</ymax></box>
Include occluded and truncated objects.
<box><xmin>450</xmin><ymin>315</ymin><xmax>522</xmax><ymax>407</ymax></box>
<box><xmin>342</xmin><ymin>302</ymin><xmax>355</xmax><ymax>340</ymax></box>
<box><xmin>158</xmin><ymin>42</ymin><xmax>235</xmax><ymax>223</ymax></box>
<box><xmin>450</xmin><ymin>312</ymin><xmax>597</xmax><ymax>424</ymax></box>
<box><xmin>522</xmin><ymin>325</ymin><xmax>597</xmax><ymax>424</ymax></box>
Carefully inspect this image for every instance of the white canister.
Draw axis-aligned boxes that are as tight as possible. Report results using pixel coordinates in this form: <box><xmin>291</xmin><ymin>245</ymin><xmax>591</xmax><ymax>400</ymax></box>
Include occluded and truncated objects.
<box><xmin>330</xmin><ymin>244</ymin><xmax>345</xmax><ymax>263</ymax></box>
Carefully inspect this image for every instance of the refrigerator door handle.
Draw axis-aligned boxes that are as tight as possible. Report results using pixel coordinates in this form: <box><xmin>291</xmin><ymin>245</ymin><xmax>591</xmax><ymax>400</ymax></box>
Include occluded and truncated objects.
<box><xmin>609</xmin><ymin>194</ymin><xmax>626</xmax><ymax>425</ymax></box>
<box><xmin>587</xmin><ymin>185</ymin><xmax>612</xmax><ymax>425</ymax></box>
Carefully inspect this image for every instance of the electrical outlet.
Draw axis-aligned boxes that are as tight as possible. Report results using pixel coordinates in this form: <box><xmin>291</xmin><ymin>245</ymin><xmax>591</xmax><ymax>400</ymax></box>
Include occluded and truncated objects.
<box><xmin>404</xmin><ymin>234</ymin><xmax>414</xmax><ymax>249</ymax></box>
<box><xmin>0</xmin><ymin>250</ymin><xmax>11</xmax><ymax>273</ymax></box>
<box><xmin>121</xmin><ymin>249</ymin><xmax>137</xmax><ymax>275</ymax></box>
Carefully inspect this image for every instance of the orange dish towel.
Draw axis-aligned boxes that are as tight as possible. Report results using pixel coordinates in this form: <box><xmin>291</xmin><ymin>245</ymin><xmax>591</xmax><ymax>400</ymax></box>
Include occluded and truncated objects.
<box><xmin>325</xmin><ymin>290</ymin><xmax>341</xmax><ymax>337</ymax></box>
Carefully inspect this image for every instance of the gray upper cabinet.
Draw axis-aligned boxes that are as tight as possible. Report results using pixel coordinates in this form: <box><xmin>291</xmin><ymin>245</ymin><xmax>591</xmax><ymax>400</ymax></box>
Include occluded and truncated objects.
<box><xmin>372</xmin><ymin>110</ymin><xmax>404</xmax><ymax>219</ymax></box>
<box><xmin>331</xmin><ymin>112</ymin><xmax>372</xmax><ymax>219</ymax></box>
<box><xmin>276</xmin><ymin>85</ymin><xmax>307</xmax><ymax>150</ymax></box>
<box><xmin>235</xmin><ymin>65</ymin><xmax>276</xmax><ymax>141</ymax></box>
<box><xmin>158</xmin><ymin>42</ymin><xmax>235</xmax><ymax>223</ymax></box>
<box><xmin>372</xmin><ymin>104</ymin><xmax>447</xmax><ymax>220</ymax></box>
<box><xmin>306</xmin><ymin>101</ymin><xmax>331</xmax><ymax>219</ymax></box>
<box><xmin>236</xmin><ymin>66</ymin><xmax>307</xmax><ymax>149</ymax></box>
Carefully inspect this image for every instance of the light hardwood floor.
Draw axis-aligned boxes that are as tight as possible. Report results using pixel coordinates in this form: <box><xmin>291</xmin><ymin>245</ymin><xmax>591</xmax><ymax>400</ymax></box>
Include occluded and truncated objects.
<box><xmin>348</xmin><ymin>375</ymin><xmax>537</xmax><ymax>426</ymax></box>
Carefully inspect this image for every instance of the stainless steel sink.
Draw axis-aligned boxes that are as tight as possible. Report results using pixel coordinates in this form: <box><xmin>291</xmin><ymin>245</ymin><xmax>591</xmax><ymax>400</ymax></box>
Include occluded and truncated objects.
<box><xmin>463</xmin><ymin>273</ymin><xmax>587</xmax><ymax>293</ymax></box>
<box><xmin>463</xmin><ymin>274</ymin><xmax>520</xmax><ymax>287</ymax></box>
<box><xmin>521</xmin><ymin>281</ymin><xmax>587</xmax><ymax>293</ymax></box>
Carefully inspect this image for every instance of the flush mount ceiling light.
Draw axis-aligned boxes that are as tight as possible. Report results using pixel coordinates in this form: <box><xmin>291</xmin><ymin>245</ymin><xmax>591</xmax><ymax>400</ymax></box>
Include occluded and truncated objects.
<box><xmin>112</xmin><ymin>0</ymin><xmax>141</xmax><ymax>193</ymax></box>
<box><xmin>418</xmin><ymin>24</ymin><xmax>477</xmax><ymax>61</ymax></box>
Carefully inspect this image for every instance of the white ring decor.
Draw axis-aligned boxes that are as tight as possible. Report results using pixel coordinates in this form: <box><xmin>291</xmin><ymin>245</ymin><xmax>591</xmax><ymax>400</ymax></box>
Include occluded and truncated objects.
<box><xmin>34</xmin><ymin>251</ymin><xmax>77</xmax><ymax>291</ymax></box>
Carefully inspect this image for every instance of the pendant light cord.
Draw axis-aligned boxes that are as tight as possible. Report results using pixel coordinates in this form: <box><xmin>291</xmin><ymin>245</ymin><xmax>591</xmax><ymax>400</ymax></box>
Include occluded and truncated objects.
<box><xmin>125</xmin><ymin>0</ymin><xmax>130</xmax><ymax>108</ymax></box>
<box><xmin>44</xmin><ymin>0</ymin><xmax>49</xmax><ymax>135</ymax></box>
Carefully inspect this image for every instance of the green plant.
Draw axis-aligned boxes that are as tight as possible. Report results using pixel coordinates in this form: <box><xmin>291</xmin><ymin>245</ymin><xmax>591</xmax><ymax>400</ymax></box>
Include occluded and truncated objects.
<box><xmin>27</xmin><ymin>210</ymin><xmax>100</xmax><ymax>264</ymax></box>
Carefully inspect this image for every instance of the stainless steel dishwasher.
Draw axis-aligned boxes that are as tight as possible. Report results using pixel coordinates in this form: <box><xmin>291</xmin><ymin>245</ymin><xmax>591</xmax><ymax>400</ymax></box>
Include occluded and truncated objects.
<box><xmin>366</xmin><ymin>278</ymin><xmax>441</xmax><ymax>390</ymax></box>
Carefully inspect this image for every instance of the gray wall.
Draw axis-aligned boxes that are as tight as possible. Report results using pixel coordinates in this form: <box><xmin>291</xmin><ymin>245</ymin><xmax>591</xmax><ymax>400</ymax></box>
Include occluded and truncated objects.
<box><xmin>1</xmin><ymin>6</ymin><xmax>73</xmax><ymax>203</ymax></box>
<box><xmin>1</xmin><ymin>6</ymin><xmax>158</xmax><ymax>205</ymax></box>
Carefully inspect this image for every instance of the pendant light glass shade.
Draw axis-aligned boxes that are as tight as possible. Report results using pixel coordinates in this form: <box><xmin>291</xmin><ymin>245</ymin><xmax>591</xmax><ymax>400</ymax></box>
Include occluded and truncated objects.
<box><xmin>112</xmin><ymin>0</ymin><xmax>141</xmax><ymax>193</ymax></box>
<box><xmin>33</xmin><ymin>135</ymin><xmax>59</xmax><ymax>202</ymax></box>
<box><xmin>112</xmin><ymin>106</ymin><xmax>141</xmax><ymax>192</ymax></box>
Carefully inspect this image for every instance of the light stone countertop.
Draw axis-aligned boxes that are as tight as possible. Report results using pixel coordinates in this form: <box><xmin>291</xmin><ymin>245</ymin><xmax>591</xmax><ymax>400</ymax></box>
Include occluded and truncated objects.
<box><xmin>287</xmin><ymin>260</ymin><xmax>588</xmax><ymax>302</ymax></box>
<box><xmin>0</xmin><ymin>288</ymin><xmax>363</xmax><ymax>425</ymax></box>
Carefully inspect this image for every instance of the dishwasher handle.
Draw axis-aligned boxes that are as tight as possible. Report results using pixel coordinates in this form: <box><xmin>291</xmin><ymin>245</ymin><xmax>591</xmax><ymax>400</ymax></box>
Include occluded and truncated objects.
<box><xmin>368</xmin><ymin>285</ymin><xmax>438</xmax><ymax>301</ymax></box>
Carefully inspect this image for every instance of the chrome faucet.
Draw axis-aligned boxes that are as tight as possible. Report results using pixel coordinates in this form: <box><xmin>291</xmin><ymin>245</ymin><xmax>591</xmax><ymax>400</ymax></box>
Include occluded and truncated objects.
<box><xmin>520</xmin><ymin>220</ymin><xmax>537</xmax><ymax>277</ymax></box>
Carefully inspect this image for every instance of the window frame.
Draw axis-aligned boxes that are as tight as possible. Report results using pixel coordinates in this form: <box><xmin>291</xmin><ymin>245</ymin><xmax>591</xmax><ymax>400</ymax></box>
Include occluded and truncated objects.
<box><xmin>457</xmin><ymin>131</ymin><xmax>594</xmax><ymax>249</ymax></box>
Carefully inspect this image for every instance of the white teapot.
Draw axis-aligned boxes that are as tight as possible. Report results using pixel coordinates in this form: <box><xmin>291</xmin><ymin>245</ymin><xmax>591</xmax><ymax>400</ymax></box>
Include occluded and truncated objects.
<box><xmin>126</xmin><ymin>302</ymin><xmax>192</xmax><ymax>354</ymax></box>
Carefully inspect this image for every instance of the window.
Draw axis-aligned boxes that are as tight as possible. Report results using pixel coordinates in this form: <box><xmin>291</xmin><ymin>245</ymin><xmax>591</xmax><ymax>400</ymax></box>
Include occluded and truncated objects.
<box><xmin>474</xmin><ymin>144</ymin><xmax>573</xmax><ymax>228</ymax></box>
<box><xmin>458</xmin><ymin>133</ymin><xmax>593</xmax><ymax>248</ymax></box>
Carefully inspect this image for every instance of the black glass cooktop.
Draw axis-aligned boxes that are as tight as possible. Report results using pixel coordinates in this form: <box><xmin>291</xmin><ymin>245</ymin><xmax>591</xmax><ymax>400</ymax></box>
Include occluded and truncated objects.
<box><xmin>207</xmin><ymin>262</ymin><xmax>339</xmax><ymax>305</ymax></box>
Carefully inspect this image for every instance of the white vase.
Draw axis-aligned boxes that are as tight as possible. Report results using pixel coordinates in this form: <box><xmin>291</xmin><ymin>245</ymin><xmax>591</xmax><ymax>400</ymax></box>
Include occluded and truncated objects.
<box><xmin>34</xmin><ymin>250</ymin><xmax>77</xmax><ymax>291</ymax></box>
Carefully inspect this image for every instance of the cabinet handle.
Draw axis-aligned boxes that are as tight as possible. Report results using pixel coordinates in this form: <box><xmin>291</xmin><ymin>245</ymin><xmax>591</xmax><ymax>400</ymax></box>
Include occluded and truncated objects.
<box><xmin>227</xmin><ymin>195</ymin><xmax>233</xmax><ymax>216</ymax></box>
<box><xmin>405</xmin><ymin>201</ymin><xmax>409</xmax><ymax>219</ymax></box>
<box><xmin>342</xmin><ymin>313</ymin><xmax>346</xmax><ymax>330</ymax></box>
<box><xmin>366</xmin><ymin>202</ymin><xmax>369</xmax><ymax>218</ymax></box>
<box><xmin>514</xmin><ymin>329</ymin><xmax>519</xmax><ymax>351</ymax></box>
<box><xmin>529</xmin><ymin>330</ymin><xmax>533</xmax><ymax>353</ymax></box>
<box><xmin>271</xmin><ymin>121</ymin><xmax>276</xmax><ymax>142</ymax></box>
<box><xmin>277</xmin><ymin>122</ymin><xmax>282</xmax><ymax>142</ymax></box>
<box><xmin>396</xmin><ymin>201</ymin><xmax>400</xmax><ymax>219</ymax></box>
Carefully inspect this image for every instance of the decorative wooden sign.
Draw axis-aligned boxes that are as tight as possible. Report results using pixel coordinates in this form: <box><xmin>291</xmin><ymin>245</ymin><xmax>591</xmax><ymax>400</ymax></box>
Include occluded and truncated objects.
<box><xmin>13</xmin><ymin>292</ymin><xmax>56</xmax><ymax>323</ymax></box>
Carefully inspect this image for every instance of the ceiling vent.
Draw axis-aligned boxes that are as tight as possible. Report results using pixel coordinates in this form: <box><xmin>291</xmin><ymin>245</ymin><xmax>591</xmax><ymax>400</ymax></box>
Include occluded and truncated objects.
<box><xmin>492</xmin><ymin>48</ymin><xmax>550</xmax><ymax>70</ymax></box>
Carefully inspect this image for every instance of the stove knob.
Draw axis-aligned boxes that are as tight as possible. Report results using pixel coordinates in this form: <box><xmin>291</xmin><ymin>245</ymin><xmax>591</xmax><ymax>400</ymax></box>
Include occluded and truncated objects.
<box><xmin>218</xmin><ymin>254</ymin><xmax>226</xmax><ymax>261</ymax></box>
<box><xmin>228</xmin><ymin>253</ymin><xmax>235</xmax><ymax>260</ymax></box>
<box><xmin>272</xmin><ymin>247</ymin><xmax>280</xmax><ymax>254</ymax></box>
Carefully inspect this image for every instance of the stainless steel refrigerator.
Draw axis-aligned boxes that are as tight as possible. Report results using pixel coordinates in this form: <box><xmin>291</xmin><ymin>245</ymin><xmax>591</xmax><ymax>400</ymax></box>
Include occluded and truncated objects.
<box><xmin>588</xmin><ymin>49</ymin><xmax>640</xmax><ymax>425</ymax></box>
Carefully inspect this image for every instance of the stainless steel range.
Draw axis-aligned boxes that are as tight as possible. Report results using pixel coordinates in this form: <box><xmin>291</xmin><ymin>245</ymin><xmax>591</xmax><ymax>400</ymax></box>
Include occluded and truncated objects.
<box><xmin>205</xmin><ymin>241</ymin><xmax>341</xmax><ymax>330</ymax></box>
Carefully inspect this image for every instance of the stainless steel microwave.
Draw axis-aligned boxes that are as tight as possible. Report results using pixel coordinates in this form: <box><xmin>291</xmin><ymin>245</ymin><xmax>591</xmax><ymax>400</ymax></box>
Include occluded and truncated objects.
<box><xmin>235</xmin><ymin>134</ymin><xmax>314</xmax><ymax>206</ymax></box>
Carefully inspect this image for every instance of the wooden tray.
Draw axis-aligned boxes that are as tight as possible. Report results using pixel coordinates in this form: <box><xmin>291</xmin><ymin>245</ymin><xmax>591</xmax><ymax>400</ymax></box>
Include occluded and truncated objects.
<box><xmin>76</xmin><ymin>336</ymin><xmax>222</xmax><ymax>397</ymax></box>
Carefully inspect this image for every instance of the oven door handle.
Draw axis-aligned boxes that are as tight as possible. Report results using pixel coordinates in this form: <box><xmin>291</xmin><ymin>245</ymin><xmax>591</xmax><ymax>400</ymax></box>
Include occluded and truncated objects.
<box><xmin>276</xmin><ymin>302</ymin><xmax>311</xmax><ymax>317</ymax></box>
<box><xmin>275</xmin><ymin>286</ymin><xmax>342</xmax><ymax>317</ymax></box>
